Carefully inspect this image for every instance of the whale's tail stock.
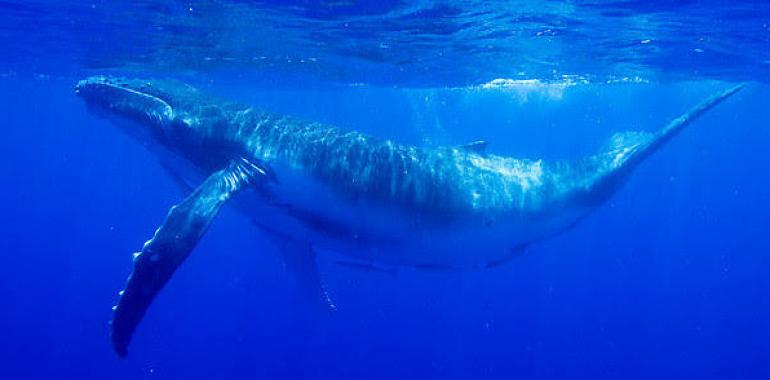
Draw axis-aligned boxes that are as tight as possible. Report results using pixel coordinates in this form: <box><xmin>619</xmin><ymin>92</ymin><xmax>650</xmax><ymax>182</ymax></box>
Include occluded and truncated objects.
<box><xmin>578</xmin><ymin>84</ymin><xmax>745</xmax><ymax>199</ymax></box>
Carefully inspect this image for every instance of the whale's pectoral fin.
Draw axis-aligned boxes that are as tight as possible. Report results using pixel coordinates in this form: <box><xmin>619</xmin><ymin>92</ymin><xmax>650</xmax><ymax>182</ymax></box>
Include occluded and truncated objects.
<box><xmin>266</xmin><ymin>233</ymin><xmax>336</xmax><ymax>311</ymax></box>
<box><xmin>111</xmin><ymin>158</ymin><xmax>266</xmax><ymax>357</ymax></box>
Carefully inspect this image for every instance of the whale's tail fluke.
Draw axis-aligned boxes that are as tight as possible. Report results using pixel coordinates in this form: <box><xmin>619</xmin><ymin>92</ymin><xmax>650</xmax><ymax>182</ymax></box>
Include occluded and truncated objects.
<box><xmin>583</xmin><ymin>84</ymin><xmax>744</xmax><ymax>197</ymax></box>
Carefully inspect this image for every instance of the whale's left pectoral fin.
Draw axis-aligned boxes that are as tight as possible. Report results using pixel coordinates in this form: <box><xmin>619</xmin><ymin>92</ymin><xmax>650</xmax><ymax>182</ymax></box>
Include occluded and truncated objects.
<box><xmin>111</xmin><ymin>158</ymin><xmax>266</xmax><ymax>357</ymax></box>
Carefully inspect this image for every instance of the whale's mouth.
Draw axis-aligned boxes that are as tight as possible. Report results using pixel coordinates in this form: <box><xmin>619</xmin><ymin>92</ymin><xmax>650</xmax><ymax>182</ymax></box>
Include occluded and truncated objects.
<box><xmin>75</xmin><ymin>76</ymin><xmax>175</xmax><ymax>126</ymax></box>
<box><xmin>75</xmin><ymin>76</ymin><xmax>161</xmax><ymax>102</ymax></box>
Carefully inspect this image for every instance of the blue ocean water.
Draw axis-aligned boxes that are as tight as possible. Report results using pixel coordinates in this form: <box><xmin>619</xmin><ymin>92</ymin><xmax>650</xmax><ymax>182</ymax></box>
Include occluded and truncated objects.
<box><xmin>1</xmin><ymin>1</ymin><xmax>770</xmax><ymax>379</ymax></box>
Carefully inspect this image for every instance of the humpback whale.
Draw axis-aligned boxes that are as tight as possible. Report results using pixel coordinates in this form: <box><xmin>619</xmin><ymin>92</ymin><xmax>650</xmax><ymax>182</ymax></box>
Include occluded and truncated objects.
<box><xmin>75</xmin><ymin>76</ymin><xmax>742</xmax><ymax>356</ymax></box>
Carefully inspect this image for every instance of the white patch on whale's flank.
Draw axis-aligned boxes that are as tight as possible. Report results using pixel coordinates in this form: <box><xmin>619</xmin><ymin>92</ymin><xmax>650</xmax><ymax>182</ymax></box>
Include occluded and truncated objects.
<box><xmin>466</xmin><ymin>155</ymin><xmax>545</xmax><ymax>210</ymax></box>
<box><xmin>470</xmin><ymin>156</ymin><xmax>543</xmax><ymax>188</ymax></box>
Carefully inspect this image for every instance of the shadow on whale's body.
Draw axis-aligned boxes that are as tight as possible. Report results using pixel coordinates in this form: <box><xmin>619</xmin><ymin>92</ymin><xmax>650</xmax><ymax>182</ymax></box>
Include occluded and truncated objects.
<box><xmin>74</xmin><ymin>76</ymin><xmax>743</xmax><ymax>356</ymax></box>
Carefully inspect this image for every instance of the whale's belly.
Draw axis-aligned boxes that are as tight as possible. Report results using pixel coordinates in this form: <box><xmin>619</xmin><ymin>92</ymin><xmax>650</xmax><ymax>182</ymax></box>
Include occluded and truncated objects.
<box><xmin>245</xmin><ymin>162</ymin><xmax>583</xmax><ymax>268</ymax></box>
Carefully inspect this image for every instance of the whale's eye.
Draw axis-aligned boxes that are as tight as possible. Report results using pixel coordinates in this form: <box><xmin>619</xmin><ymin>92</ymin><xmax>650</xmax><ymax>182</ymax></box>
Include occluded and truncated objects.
<box><xmin>171</xmin><ymin>117</ymin><xmax>192</xmax><ymax>130</ymax></box>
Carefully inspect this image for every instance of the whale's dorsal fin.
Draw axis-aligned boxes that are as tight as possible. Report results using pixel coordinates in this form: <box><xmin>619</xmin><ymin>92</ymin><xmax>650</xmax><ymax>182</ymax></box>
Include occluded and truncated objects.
<box><xmin>110</xmin><ymin>158</ymin><xmax>266</xmax><ymax>357</ymax></box>
<box><xmin>456</xmin><ymin>140</ymin><xmax>488</xmax><ymax>154</ymax></box>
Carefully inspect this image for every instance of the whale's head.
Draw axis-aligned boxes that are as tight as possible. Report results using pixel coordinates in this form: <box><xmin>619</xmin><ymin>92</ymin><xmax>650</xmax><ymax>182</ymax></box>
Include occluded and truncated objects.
<box><xmin>76</xmin><ymin>76</ymin><xmax>242</xmax><ymax>173</ymax></box>
<box><xmin>75</xmin><ymin>76</ymin><xmax>212</xmax><ymax>144</ymax></box>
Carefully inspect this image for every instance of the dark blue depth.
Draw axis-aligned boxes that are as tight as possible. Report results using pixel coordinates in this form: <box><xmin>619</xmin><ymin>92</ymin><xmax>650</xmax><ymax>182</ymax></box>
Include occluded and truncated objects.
<box><xmin>1</xmin><ymin>1</ymin><xmax>770</xmax><ymax>379</ymax></box>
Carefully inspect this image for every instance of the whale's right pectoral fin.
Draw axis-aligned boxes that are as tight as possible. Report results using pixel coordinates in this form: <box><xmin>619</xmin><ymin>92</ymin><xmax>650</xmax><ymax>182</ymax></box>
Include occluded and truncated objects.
<box><xmin>110</xmin><ymin>158</ymin><xmax>266</xmax><ymax>357</ymax></box>
<box><xmin>264</xmin><ymin>232</ymin><xmax>337</xmax><ymax>311</ymax></box>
